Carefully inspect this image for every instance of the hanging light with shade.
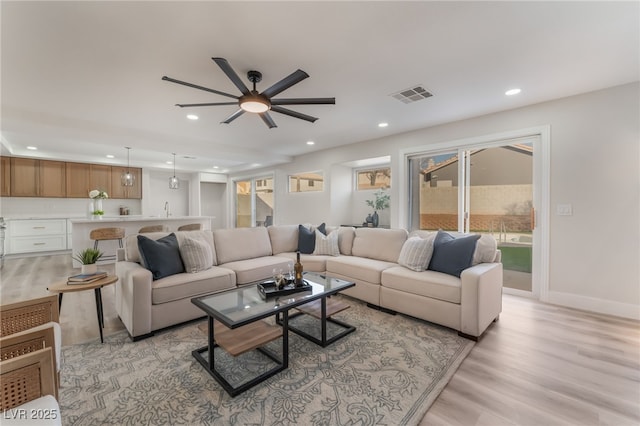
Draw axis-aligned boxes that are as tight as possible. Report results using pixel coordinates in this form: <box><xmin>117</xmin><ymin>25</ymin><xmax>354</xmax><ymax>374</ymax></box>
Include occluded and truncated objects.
<box><xmin>169</xmin><ymin>153</ymin><xmax>179</xmax><ymax>189</ymax></box>
<box><xmin>121</xmin><ymin>147</ymin><xmax>135</xmax><ymax>187</ymax></box>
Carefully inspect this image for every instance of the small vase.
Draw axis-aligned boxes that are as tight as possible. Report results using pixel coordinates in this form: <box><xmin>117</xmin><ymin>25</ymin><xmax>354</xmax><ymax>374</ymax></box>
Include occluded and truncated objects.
<box><xmin>81</xmin><ymin>264</ymin><xmax>98</xmax><ymax>274</ymax></box>
<box><xmin>372</xmin><ymin>211</ymin><xmax>379</xmax><ymax>228</ymax></box>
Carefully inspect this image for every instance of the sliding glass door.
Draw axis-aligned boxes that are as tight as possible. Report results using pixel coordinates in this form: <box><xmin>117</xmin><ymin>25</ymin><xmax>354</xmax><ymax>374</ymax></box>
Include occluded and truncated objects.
<box><xmin>234</xmin><ymin>176</ymin><xmax>274</xmax><ymax>228</ymax></box>
<box><xmin>408</xmin><ymin>139</ymin><xmax>535</xmax><ymax>292</ymax></box>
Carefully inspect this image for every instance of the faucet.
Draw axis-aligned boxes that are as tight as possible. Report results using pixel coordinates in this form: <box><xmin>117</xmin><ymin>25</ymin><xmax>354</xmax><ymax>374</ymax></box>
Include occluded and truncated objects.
<box><xmin>164</xmin><ymin>201</ymin><xmax>170</xmax><ymax>217</ymax></box>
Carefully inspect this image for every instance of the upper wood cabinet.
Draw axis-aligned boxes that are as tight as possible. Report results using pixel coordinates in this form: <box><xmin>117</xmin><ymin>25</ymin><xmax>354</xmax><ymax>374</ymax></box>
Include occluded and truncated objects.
<box><xmin>90</xmin><ymin>164</ymin><xmax>111</xmax><ymax>195</ymax></box>
<box><xmin>3</xmin><ymin>157</ymin><xmax>143</xmax><ymax>199</ymax></box>
<box><xmin>39</xmin><ymin>160</ymin><xmax>66</xmax><ymax>197</ymax></box>
<box><xmin>110</xmin><ymin>166</ymin><xmax>142</xmax><ymax>199</ymax></box>
<box><xmin>65</xmin><ymin>162</ymin><xmax>91</xmax><ymax>198</ymax></box>
<box><xmin>10</xmin><ymin>158</ymin><xmax>66</xmax><ymax>197</ymax></box>
<box><xmin>1</xmin><ymin>157</ymin><xmax>10</xmax><ymax>196</ymax></box>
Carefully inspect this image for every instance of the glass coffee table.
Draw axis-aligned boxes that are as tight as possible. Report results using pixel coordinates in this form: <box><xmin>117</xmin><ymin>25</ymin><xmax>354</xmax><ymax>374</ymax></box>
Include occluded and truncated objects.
<box><xmin>191</xmin><ymin>272</ymin><xmax>355</xmax><ymax>397</ymax></box>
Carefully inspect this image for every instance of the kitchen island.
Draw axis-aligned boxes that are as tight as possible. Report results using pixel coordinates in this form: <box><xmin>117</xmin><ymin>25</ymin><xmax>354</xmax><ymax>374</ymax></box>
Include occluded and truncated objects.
<box><xmin>70</xmin><ymin>216</ymin><xmax>212</xmax><ymax>267</ymax></box>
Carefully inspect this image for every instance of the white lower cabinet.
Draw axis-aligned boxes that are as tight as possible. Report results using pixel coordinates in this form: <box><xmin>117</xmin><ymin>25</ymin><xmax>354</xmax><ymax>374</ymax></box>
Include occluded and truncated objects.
<box><xmin>8</xmin><ymin>219</ymin><xmax>68</xmax><ymax>254</ymax></box>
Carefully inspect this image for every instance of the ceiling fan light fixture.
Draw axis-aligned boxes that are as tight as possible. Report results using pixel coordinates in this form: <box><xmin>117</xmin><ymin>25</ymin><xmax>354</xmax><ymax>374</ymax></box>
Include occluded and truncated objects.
<box><xmin>239</xmin><ymin>93</ymin><xmax>270</xmax><ymax>113</ymax></box>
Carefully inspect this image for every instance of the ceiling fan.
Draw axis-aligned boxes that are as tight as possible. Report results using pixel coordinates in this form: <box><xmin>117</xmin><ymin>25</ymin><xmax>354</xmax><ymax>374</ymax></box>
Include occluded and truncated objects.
<box><xmin>162</xmin><ymin>57</ymin><xmax>335</xmax><ymax>129</ymax></box>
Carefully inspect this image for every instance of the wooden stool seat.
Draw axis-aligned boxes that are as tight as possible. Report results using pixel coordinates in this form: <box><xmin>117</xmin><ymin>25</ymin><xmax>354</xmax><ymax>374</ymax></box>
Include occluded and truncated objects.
<box><xmin>177</xmin><ymin>223</ymin><xmax>202</xmax><ymax>231</ymax></box>
<box><xmin>89</xmin><ymin>227</ymin><xmax>124</xmax><ymax>253</ymax></box>
<box><xmin>138</xmin><ymin>225</ymin><xmax>168</xmax><ymax>233</ymax></box>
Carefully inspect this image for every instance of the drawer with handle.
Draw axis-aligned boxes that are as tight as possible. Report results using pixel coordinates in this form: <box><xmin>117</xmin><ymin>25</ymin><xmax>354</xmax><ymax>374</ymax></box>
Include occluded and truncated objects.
<box><xmin>9</xmin><ymin>219</ymin><xmax>67</xmax><ymax>236</ymax></box>
<box><xmin>9</xmin><ymin>235</ymin><xmax>67</xmax><ymax>253</ymax></box>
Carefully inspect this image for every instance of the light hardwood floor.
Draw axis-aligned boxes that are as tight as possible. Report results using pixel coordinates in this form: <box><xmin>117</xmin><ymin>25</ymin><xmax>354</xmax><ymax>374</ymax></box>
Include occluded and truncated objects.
<box><xmin>1</xmin><ymin>254</ymin><xmax>638</xmax><ymax>425</ymax></box>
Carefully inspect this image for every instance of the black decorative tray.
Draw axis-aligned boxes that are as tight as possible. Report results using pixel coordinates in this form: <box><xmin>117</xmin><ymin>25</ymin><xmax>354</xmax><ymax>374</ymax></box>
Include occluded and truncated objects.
<box><xmin>257</xmin><ymin>279</ymin><xmax>312</xmax><ymax>299</ymax></box>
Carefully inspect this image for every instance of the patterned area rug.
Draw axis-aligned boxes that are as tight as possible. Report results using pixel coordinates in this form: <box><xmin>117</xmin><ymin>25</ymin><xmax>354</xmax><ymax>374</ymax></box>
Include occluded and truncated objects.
<box><xmin>59</xmin><ymin>296</ymin><xmax>474</xmax><ymax>425</ymax></box>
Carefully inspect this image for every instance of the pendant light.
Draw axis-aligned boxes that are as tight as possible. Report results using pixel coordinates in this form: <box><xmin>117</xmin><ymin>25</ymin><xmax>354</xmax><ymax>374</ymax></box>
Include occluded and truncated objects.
<box><xmin>169</xmin><ymin>153</ymin><xmax>179</xmax><ymax>189</ymax></box>
<box><xmin>121</xmin><ymin>147</ymin><xmax>135</xmax><ymax>187</ymax></box>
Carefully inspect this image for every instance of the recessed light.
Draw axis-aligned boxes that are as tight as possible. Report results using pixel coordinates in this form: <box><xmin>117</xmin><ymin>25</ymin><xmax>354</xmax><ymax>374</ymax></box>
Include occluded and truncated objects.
<box><xmin>166</xmin><ymin>161</ymin><xmax>173</xmax><ymax>165</ymax></box>
<box><xmin>106</xmin><ymin>154</ymin><xmax>115</xmax><ymax>159</ymax></box>
<box><xmin>251</xmin><ymin>163</ymin><xmax>261</xmax><ymax>167</ymax></box>
<box><xmin>187</xmin><ymin>114</ymin><xmax>198</xmax><ymax>120</ymax></box>
<box><xmin>213</xmin><ymin>166</ymin><xmax>219</xmax><ymax>169</ymax></box>
<box><xmin>306</xmin><ymin>141</ymin><xmax>315</xmax><ymax>145</ymax></box>
<box><xmin>26</xmin><ymin>146</ymin><xmax>37</xmax><ymax>150</ymax></box>
<box><xmin>505</xmin><ymin>88</ymin><xmax>521</xmax><ymax>96</ymax></box>
<box><xmin>378</xmin><ymin>122</ymin><xmax>389</xmax><ymax>128</ymax></box>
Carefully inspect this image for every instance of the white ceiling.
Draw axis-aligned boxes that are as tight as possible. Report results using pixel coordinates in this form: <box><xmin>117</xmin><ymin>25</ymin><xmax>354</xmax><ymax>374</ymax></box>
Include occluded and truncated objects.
<box><xmin>2</xmin><ymin>1</ymin><xmax>638</xmax><ymax>175</ymax></box>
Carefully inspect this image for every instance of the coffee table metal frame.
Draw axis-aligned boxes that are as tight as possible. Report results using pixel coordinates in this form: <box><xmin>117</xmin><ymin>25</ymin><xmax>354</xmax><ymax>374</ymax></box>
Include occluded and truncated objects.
<box><xmin>191</xmin><ymin>273</ymin><xmax>355</xmax><ymax>397</ymax></box>
<box><xmin>286</xmin><ymin>296</ymin><xmax>356</xmax><ymax>347</ymax></box>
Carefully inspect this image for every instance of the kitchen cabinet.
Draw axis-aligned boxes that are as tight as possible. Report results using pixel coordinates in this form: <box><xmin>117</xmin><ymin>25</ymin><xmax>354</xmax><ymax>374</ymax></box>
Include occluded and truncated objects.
<box><xmin>65</xmin><ymin>162</ymin><xmax>91</xmax><ymax>198</ymax></box>
<box><xmin>8</xmin><ymin>219</ymin><xmax>67</xmax><ymax>254</ymax></box>
<box><xmin>1</xmin><ymin>156</ymin><xmax>10</xmax><ymax>196</ymax></box>
<box><xmin>10</xmin><ymin>158</ymin><xmax>65</xmax><ymax>197</ymax></box>
<box><xmin>110</xmin><ymin>166</ymin><xmax>142</xmax><ymax>199</ymax></box>
<box><xmin>90</xmin><ymin>164</ymin><xmax>111</xmax><ymax>195</ymax></box>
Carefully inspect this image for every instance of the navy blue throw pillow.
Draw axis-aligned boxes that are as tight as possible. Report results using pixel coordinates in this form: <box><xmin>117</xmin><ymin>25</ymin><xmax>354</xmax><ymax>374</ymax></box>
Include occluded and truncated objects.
<box><xmin>137</xmin><ymin>233</ymin><xmax>185</xmax><ymax>280</ymax></box>
<box><xmin>297</xmin><ymin>225</ymin><xmax>316</xmax><ymax>254</ymax></box>
<box><xmin>428</xmin><ymin>231</ymin><xmax>480</xmax><ymax>277</ymax></box>
<box><xmin>316</xmin><ymin>222</ymin><xmax>327</xmax><ymax>236</ymax></box>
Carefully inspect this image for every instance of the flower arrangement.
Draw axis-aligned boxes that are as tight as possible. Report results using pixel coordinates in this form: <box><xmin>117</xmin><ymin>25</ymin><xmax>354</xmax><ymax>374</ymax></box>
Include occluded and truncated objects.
<box><xmin>89</xmin><ymin>189</ymin><xmax>108</xmax><ymax>216</ymax></box>
<box><xmin>89</xmin><ymin>190</ymin><xmax>109</xmax><ymax>199</ymax></box>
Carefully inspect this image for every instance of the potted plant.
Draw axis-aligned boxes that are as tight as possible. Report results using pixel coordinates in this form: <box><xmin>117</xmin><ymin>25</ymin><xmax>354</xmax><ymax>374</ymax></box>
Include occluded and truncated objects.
<box><xmin>365</xmin><ymin>189</ymin><xmax>390</xmax><ymax>227</ymax></box>
<box><xmin>73</xmin><ymin>248</ymin><xmax>103</xmax><ymax>274</ymax></box>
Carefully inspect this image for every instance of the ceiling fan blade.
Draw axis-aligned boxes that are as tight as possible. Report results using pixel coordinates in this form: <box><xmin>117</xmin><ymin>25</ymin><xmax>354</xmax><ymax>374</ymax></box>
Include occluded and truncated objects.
<box><xmin>175</xmin><ymin>102</ymin><xmax>238</xmax><ymax>108</ymax></box>
<box><xmin>221</xmin><ymin>109</ymin><xmax>245</xmax><ymax>124</ymax></box>
<box><xmin>259</xmin><ymin>112</ymin><xmax>277</xmax><ymax>129</ymax></box>
<box><xmin>270</xmin><ymin>106</ymin><xmax>318</xmax><ymax>123</ymax></box>
<box><xmin>271</xmin><ymin>98</ymin><xmax>336</xmax><ymax>106</ymax></box>
<box><xmin>162</xmin><ymin>76</ymin><xmax>238</xmax><ymax>99</ymax></box>
<box><xmin>212</xmin><ymin>57</ymin><xmax>251</xmax><ymax>96</ymax></box>
<box><xmin>261</xmin><ymin>69</ymin><xmax>309</xmax><ymax>98</ymax></box>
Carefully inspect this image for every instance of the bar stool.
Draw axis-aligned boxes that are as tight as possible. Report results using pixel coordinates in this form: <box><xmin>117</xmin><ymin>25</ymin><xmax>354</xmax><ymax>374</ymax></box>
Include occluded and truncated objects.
<box><xmin>177</xmin><ymin>223</ymin><xmax>201</xmax><ymax>231</ymax></box>
<box><xmin>138</xmin><ymin>225</ymin><xmax>168</xmax><ymax>233</ymax></box>
<box><xmin>89</xmin><ymin>228</ymin><xmax>125</xmax><ymax>261</ymax></box>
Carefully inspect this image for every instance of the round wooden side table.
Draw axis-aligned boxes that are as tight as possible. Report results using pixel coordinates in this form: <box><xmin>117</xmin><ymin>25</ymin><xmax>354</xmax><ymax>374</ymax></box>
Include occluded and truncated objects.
<box><xmin>47</xmin><ymin>275</ymin><xmax>118</xmax><ymax>343</ymax></box>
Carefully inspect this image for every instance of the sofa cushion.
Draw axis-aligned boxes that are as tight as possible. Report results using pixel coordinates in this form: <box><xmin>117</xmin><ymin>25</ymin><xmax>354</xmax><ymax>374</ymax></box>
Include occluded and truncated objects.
<box><xmin>397</xmin><ymin>235</ymin><xmax>435</xmax><ymax>272</ymax></box>
<box><xmin>151</xmin><ymin>266</ymin><xmax>236</xmax><ymax>304</ymax></box>
<box><xmin>472</xmin><ymin>234</ymin><xmax>498</xmax><ymax>264</ymax></box>
<box><xmin>314</xmin><ymin>229</ymin><xmax>340</xmax><ymax>256</ymax></box>
<box><xmin>268</xmin><ymin>225</ymin><xmax>299</xmax><ymax>254</ymax></box>
<box><xmin>337</xmin><ymin>226</ymin><xmax>355</xmax><ymax>255</ymax></box>
<box><xmin>276</xmin><ymin>252</ymin><xmax>332</xmax><ymax>273</ymax></box>
<box><xmin>179</xmin><ymin>236</ymin><xmax>213</xmax><ymax>273</ymax></box>
<box><xmin>219</xmin><ymin>256</ymin><xmax>292</xmax><ymax>285</ymax></box>
<box><xmin>138</xmin><ymin>233</ymin><xmax>185</xmax><ymax>280</ymax></box>
<box><xmin>326</xmin><ymin>256</ymin><xmax>397</xmax><ymax>284</ymax></box>
<box><xmin>125</xmin><ymin>230</ymin><xmax>216</xmax><ymax>265</ymax></box>
<box><xmin>351</xmin><ymin>228</ymin><xmax>408</xmax><ymax>262</ymax></box>
<box><xmin>213</xmin><ymin>227</ymin><xmax>272</xmax><ymax>264</ymax></box>
<box><xmin>428</xmin><ymin>231</ymin><xmax>480</xmax><ymax>277</ymax></box>
<box><xmin>381</xmin><ymin>266</ymin><xmax>462</xmax><ymax>304</ymax></box>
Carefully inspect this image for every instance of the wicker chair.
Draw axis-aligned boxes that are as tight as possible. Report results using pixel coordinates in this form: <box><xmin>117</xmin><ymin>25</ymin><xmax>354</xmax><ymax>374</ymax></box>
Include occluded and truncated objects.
<box><xmin>0</xmin><ymin>347</ymin><xmax>60</xmax><ymax>423</ymax></box>
<box><xmin>0</xmin><ymin>295</ymin><xmax>61</xmax><ymax>392</ymax></box>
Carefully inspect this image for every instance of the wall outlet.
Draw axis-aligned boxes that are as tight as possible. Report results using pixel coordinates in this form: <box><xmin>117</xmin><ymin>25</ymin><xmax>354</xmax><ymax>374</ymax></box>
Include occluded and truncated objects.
<box><xmin>556</xmin><ymin>203</ymin><xmax>573</xmax><ymax>216</ymax></box>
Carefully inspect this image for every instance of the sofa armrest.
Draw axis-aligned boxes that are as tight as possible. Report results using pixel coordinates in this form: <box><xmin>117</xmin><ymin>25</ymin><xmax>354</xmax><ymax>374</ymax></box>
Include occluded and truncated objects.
<box><xmin>115</xmin><ymin>261</ymin><xmax>153</xmax><ymax>339</ymax></box>
<box><xmin>460</xmin><ymin>262</ymin><xmax>503</xmax><ymax>337</ymax></box>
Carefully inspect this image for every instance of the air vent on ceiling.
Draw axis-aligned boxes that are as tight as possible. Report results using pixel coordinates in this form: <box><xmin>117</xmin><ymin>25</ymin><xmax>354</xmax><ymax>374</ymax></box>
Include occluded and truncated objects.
<box><xmin>390</xmin><ymin>85</ymin><xmax>433</xmax><ymax>104</ymax></box>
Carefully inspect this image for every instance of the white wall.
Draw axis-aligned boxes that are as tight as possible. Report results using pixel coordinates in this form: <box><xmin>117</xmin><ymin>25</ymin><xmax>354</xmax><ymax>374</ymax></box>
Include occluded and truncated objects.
<box><xmin>200</xmin><ymin>182</ymin><xmax>226</xmax><ymax>229</ymax></box>
<box><xmin>143</xmin><ymin>171</ymin><xmax>190</xmax><ymax>217</ymax></box>
<box><xmin>229</xmin><ymin>82</ymin><xmax>640</xmax><ymax>319</ymax></box>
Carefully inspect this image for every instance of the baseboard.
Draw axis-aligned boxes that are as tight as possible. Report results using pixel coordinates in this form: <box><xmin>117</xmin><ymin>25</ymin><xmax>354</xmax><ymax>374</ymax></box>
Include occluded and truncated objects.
<box><xmin>547</xmin><ymin>291</ymin><xmax>640</xmax><ymax>320</ymax></box>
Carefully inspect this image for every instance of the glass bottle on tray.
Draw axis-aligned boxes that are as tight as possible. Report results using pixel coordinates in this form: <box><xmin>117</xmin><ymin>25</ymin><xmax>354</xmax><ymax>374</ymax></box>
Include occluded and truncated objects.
<box><xmin>294</xmin><ymin>251</ymin><xmax>304</xmax><ymax>287</ymax></box>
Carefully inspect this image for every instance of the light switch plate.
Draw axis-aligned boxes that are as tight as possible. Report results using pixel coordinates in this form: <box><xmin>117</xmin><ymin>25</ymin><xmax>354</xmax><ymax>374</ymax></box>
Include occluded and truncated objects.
<box><xmin>556</xmin><ymin>204</ymin><xmax>573</xmax><ymax>216</ymax></box>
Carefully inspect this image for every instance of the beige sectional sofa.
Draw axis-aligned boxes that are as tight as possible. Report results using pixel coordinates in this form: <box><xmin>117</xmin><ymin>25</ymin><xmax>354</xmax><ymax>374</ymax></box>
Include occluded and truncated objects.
<box><xmin>115</xmin><ymin>225</ymin><xmax>502</xmax><ymax>341</ymax></box>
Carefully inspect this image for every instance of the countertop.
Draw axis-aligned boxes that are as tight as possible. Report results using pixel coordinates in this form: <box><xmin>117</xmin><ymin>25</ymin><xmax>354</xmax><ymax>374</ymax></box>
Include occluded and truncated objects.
<box><xmin>69</xmin><ymin>216</ymin><xmax>212</xmax><ymax>224</ymax></box>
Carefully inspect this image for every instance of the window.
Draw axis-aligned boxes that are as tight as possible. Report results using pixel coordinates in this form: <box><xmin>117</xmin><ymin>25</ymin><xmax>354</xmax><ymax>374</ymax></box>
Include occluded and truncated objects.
<box><xmin>356</xmin><ymin>167</ymin><xmax>391</xmax><ymax>191</ymax></box>
<box><xmin>288</xmin><ymin>171</ymin><xmax>323</xmax><ymax>192</ymax></box>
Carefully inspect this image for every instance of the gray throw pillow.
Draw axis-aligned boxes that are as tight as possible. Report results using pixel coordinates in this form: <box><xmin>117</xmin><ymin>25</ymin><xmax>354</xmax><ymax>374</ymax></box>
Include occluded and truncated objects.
<box><xmin>179</xmin><ymin>237</ymin><xmax>213</xmax><ymax>273</ymax></box>
<box><xmin>137</xmin><ymin>233</ymin><xmax>184</xmax><ymax>280</ymax></box>
<box><xmin>428</xmin><ymin>231</ymin><xmax>480</xmax><ymax>277</ymax></box>
<box><xmin>397</xmin><ymin>235</ymin><xmax>434</xmax><ymax>272</ymax></box>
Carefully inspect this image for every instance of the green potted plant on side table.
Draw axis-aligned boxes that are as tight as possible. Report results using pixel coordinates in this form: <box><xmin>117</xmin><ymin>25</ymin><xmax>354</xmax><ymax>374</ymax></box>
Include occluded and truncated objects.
<box><xmin>73</xmin><ymin>248</ymin><xmax>103</xmax><ymax>274</ymax></box>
